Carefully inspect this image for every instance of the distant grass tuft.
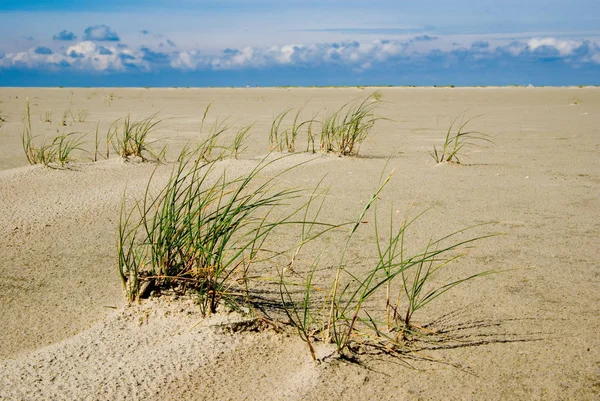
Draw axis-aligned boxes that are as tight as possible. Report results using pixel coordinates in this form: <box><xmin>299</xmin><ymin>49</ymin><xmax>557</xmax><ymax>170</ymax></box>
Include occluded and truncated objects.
<box><xmin>430</xmin><ymin>114</ymin><xmax>493</xmax><ymax>164</ymax></box>
<box><xmin>109</xmin><ymin>114</ymin><xmax>165</xmax><ymax>162</ymax></box>
<box><xmin>21</xmin><ymin>99</ymin><xmax>85</xmax><ymax>166</ymax></box>
<box><xmin>320</xmin><ymin>91</ymin><xmax>383</xmax><ymax>156</ymax></box>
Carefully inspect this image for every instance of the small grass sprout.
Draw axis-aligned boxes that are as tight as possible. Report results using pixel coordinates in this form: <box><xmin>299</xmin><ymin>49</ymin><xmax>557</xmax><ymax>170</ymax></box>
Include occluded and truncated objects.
<box><xmin>61</xmin><ymin>110</ymin><xmax>71</xmax><ymax>126</ymax></box>
<box><xmin>430</xmin><ymin>113</ymin><xmax>493</xmax><ymax>164</ymax></box>
<box><xmin>42</xmin><ymin>110</ymin><xmax>52</xmax><ymax>123</ymax></box>
<box><xmin>75</xmin><ymin>109</ymin><xmax>88</xmax><ymax>122</ymax></box>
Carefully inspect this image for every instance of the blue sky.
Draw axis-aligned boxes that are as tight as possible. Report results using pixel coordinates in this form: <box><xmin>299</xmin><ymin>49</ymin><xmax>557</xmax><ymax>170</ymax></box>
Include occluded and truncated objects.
<box><xmin>1</xmin><ymin>1</ymin><xmax>599</xmax><ymax>86</ymax></box>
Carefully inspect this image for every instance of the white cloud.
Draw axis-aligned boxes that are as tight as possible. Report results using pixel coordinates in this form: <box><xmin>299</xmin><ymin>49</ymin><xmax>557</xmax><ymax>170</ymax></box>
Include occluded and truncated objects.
<box><xmin>1</xmin><ymin>36</ymin><xmax>599</xmax><ymax>74</ymax></box>
<box><xmin>527</xmin><ymin>38</ymin><xmax>583</xmax><ymax>56</ymax></box>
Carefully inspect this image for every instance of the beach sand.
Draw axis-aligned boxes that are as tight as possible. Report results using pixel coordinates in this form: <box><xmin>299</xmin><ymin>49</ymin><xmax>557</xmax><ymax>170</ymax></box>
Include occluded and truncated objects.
<box><xmin>0</xmin><ymin>87</ymin><xmax>599</xmax><ymax>400</ymax></box>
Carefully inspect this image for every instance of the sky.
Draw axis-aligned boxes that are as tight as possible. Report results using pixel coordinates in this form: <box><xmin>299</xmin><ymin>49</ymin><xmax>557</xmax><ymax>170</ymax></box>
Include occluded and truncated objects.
<box><xmin>1</xmin><ymin>1</ymin><xmax>599</xmax><ymax>86</ymax></box>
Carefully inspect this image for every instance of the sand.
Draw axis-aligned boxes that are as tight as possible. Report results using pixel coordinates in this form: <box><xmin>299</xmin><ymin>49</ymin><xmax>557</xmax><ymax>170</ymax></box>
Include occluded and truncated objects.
<box><xmin>0</xmin><ymin>87</ymin><xmax>599</xmax><ymax>400</ymax></box>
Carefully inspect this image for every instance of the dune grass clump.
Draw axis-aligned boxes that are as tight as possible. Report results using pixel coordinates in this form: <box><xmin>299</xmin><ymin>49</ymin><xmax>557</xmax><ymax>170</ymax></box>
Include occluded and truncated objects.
<box><xmin>231</xmin><ymin>124</ymin><xmax>253</xmax><ymax>159</ymax></box>
<box><xmin>430</xmin><ymin>114</ymin><xmax>492</xmax><ymax>164</ymax></box>
<box><xmin>194</xmin><ymin>101</ymin><xmax>254</xmax><ymax>162</ymax></box>
<box><xmin>42</xmin><ymin>110</ymin><xmax>52</xmax><ymax>123</ymax></box>
<box><xmin>320</xmin><ymin>92</ymin><xmax>383</xmax><ymax>156</ymax></box>
<box><xmin>60</xmin><ymin>110</ymin><xmax>71</xmax><ymax>127</ymax></box>
<box><xmin>109</xmin><ymin>114</ymin><xmax>166</xmax><ymax>162</ymax></box>
<box><xmin>281</xmin><ymin>170</ymin><xmax>495</xmax><ymax>360</ymax></box>
<box><xmin>269</xmin><ymin>106</ymin><xmax>317</xmax><ymax>153</ymax></box>
<box><xmin>75</xmin><ymin>109</ymin><xmax>88</xmax><ymax>123</ymax></box>
<box><xmin>20</xmin><ymin>99</ymin><xmax>85</xmax><ymax>166</ymax></box>
<box><xmin>118</xmin><ymin>153</ymin><xmax>333</xmax><ymax>316</ymax></box>
<box><xmin>269</xmin><ymin>92</ymin><xmax>382</xmax><ymax>156</ymax></box>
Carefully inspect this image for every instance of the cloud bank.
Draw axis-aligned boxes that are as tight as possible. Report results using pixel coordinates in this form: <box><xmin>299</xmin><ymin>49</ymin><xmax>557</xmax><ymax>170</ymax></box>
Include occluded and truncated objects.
<box><xmin>1</xmin><ymin>35</ymin><xmax>599</xmax><ymax>85</ymax></box>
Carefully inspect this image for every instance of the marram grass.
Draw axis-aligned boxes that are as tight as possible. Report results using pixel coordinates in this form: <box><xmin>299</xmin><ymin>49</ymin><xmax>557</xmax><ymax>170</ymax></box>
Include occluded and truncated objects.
<box><xmin>20</xmin><ymin>99</ymin><xmax>85</xmax><ymax>167</ymax></box>
<box><xmin>280</xmin><ymin>168</ymin><xmax>497</xmax><ymax>360</ymax></box>
<box><xmin>430</xmin><ymin>113</ymin><xmax>493</xmax><ymax>164</ymax></box>
<box><xmin>118</xmin><ymin>151</ymin><xmax>336</xmax><ymax>316</ymax></box>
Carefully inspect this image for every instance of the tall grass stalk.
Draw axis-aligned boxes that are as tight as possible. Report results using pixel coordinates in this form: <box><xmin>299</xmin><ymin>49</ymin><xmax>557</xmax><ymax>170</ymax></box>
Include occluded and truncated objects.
<box><xmin>21</xmin><ymin>99</ymin><xmax>36</xmax><ymax>164</ymax></box>
<box><xmin>269</xmin><ymin>108</ymin><xmax>293</xmax><ymax>152</ymax></box>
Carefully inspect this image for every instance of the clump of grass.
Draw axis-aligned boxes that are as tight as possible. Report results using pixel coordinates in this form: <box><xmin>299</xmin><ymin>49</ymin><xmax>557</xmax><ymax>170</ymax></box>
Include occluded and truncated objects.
<box><xmin>118</xmin><ymin>153</ymin><xmax>333</xmax><ymax>316</ymax></box>
<box><xmin>109</xmin><ymin>114</ymin><xmax>165</xmax><ymax>162</ymax></box>
<box><xmin>60</xmin><ymin>110</ymin><xmax>71</xmax><ymax>127</ymax></box>
<box><xmin>195</xmin><ymin>103</ymin><xmax>231</xmax><ymax>162</ymax></box>
<box><xmin>104</xmin><ymin>92</ymin><xmax>115</xmax><ymax>107</ymax></box>
<box><xmin>281</xmin><ymin>169</ymin><xmax>496</xmax><ymax>360</ymax></box>
<box><xmin>231</xmin><ymin>124</ymin><xmax>253</xmax><ymax>159</ymax></box>
<box><xmin>75</xmin><ymin>109</ymin><xmax>88</xmax><ymax>123</ymax></box>
<box><xmin>53</xmin><ymin>132</ymin><xmax>86</xmax><ymax>166</ymax></box>
<box><xmin>269</xmin><ymin>108</ymin><xmax>294</xmax><ymax>152</ymax></box>
<box><xmin>269</xmin><ymin>106</ymin><xmax>317</xmax><ymax>153</ymax></box>
<box><xmin>430</xmin><ymin>114</ymin><xmax>493</xmax><ymax>164</ymax></box>
<box><xmin>320</xmin><ymin>92</ymin><xmax>383</xmax><ymax>156</ymax></box>
<box><xmin>21</xmin><ymin>100</ymin><xmax>85</xmax><ymax>166</ymax></box>
<box><xmin>194</xmin><ymin>101</ymin><xmax>254</xmax><ymax>161</ymax></box>
<box><xmin>42</xmin><ymin>110</ymin><xmax>52</xmax><ymax>123</ymax></box>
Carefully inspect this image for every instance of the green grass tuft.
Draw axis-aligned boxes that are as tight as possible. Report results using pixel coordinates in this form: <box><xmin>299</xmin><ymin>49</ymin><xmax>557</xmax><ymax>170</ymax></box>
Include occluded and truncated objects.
<box><xmin>281</xmin><ymin>169</ymin><xmax>497</xmax><ymax>360</ymax></box>
<box><xmin>320</xmin><ymin>91</ymin><xmax>384</xmax><ymax>156</ymax></box>
<box><xmin>430</xmin><ymin>114</ymin><xmax>493</xmax><ymax>164</ymax></box>
<box><xmin>109</xmin><ymin>114</ymin><xmax>165</xmax><ymax>162</ymax></box>
<box><xmin>118</xmin><ymin>152</ymin><xmax>336</xmax><ymax>316</ymax></box>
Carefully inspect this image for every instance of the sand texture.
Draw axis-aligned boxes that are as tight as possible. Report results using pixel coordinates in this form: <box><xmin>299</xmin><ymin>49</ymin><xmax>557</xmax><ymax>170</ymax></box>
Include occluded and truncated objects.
<box><xmin>0</xmin><ymin>87</ymin><xmax>599</xmax><ymax>400</ymax></box>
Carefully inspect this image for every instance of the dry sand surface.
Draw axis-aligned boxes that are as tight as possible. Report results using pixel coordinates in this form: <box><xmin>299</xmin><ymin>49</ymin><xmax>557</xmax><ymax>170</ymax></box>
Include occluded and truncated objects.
<box><xmin>0</xmin><ymin>87</ymin><xmax>599</xmax><ymax>400</ymax></box>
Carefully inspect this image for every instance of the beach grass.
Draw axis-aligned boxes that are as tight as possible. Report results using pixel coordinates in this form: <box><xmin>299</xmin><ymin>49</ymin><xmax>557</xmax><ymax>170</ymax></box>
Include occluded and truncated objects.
<box><xmin>320</xmin><ymin>91</ymin><xmax>383</xmax><ymax>156</ymax></box>
<box><xmin>118</xmin><ymin>151</ymin><xmax>336</xmax><ymax>316</ymax></box>
<box><xmin>281</xmin><ymin>168</ymin><xmax>496</xmax><ymax>359</ymax></box>
<box><xmin>20</xmin><ymin>99</ymin><xmax>86</xmax><ymax>166</ymax></box>
<box><xmin>269</xmin><ymin>92</ymin><xmax>383</xmax><ymax>156</ymax></box>
<box><xmin>430</xmin><ymin>114</ymin><xmax>492</xmax><ymax>164</ymax></box>
<box><xmin>75</xmin><ymin>109</ymin><xmax>88</xmax><ymax>123</ymax></box>
<box><xmin>231</xmin><ymin>124</ymin><xmax>253</xmax><ymax>159</ymax></box>
<box><xmin>42</xmin><ymin>110</ymin><xmax>52</xmax><ymax>123</ymax></box>
<box><xmin>109</xmin><ymin>113</ymin><xmax>165</xmax><ymax>162</ymax></box>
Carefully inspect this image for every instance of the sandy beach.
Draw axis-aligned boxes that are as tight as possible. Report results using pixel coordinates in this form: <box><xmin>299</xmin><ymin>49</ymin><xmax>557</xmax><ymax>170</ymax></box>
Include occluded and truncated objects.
<box><xmin>0</xmin><ymin>87</ymin><xmax>599</xmax><ymax>400</ymax></box>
